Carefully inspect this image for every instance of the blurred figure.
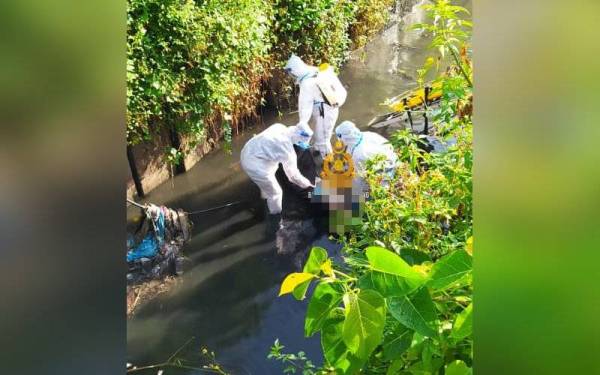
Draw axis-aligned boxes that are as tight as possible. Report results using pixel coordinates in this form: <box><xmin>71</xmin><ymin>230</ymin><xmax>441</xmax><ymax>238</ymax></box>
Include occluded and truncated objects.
<box><xmin>241</xmin><ymin>123</ymin><xmax>315</xmax><ymax>215</ymax></box>
<box><xmin>335</xmin><ymin>120</ymin><xmax>398</xmax><ymax>186</ymax></box>
<box><xmin>284</xmin><ymin>54</ymin><xmax>347</xmax><ymax>158</ymax></box>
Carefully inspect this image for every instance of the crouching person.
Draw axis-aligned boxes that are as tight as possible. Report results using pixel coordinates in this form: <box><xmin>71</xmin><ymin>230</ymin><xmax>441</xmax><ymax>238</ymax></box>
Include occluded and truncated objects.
<box><xmin>335</xmin><ymin>121</ymin><xmax>398</xmax><ymax>191</ymax></box>
<box><xmin>241</xmin><ymin>123</ymin><xmax>315</xmax><ymax>215</ymax></box>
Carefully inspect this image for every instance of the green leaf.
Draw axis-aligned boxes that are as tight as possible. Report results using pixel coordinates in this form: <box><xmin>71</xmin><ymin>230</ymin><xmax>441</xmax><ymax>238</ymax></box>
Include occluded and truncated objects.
<box><xmin>445</xmin><ymin>360</ymin><xmax>472</xmax><ymax>375</ymax></box>
<box><xmin>342</xmin><ymin>289</ymin><xmax>386</xmax><ymax>359</ymax></box>
<box><xmin>304</xmin><ymin>283</ymin><xmax>343</xmax><ymax>337</ymax></box>
<box><xmin>386</xmin><ymin>359</ymin><xmax>404</xmax><ymax>375</ymax></box>
<box><xmin>388</xmin><ymin>287</ymin><xmax>438</xmax><ymax>338</ymax></box>
<box><xmin>407</xmin><ymin>359</ymin><xmax>443</xmax><ymax>375</ymax></box>
<box><xmin>366</xmin><ymin>247</ymin><xmax>425</xmax><ymax>280</ymax></box>
<box><xmin>304</xmin><ymin>247</ymin><xmax>328</xmax><ymax>274</ymax></box>
<box><xmin>321</xmin><ymin>313</ymin><xmax>367</xmax><ymax>374</ymax></box>
<box><xmin>362</xmin><ymin>247</ymin><xmax>426</xmax><ymax>296</ymax></box>
<box><xmin>450</xmin><ymin>303</ymin><xmax>472</xmax><ymax>340</ymax></box>
<box><xmin>292</xmin><ymin>279</ymin><xmax>312</xmax><ymax>301</ymax></box>
<box><xmin>427</xmin><ymin>250</ymin><xmax>472</xmax><ymax>290</ymax></box>
<box><xmin>383</xmin><ymin>324</ymin><xmax>413</xmax><ymax>361</ymax></box>
<box><xmin>293</xmin><ymin>247</ymin><xmax>328</xmax><ymax>300</ymax></box>
<box><xmin>359</xmin><ymin>270</ymin><xmax>422</xmax><ymax>298</ymax></box>
<box><xmin>400</xmin><ymin>248</ymin><xmax>432</xmax><ymax>266</ymax></box>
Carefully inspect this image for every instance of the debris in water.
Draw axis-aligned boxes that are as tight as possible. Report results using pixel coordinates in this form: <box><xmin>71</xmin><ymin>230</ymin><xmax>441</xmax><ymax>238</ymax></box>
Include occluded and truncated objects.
<box><xmin>126</xmin><ymin>202</ymin><xmax>192</xmax><ymax>316</ymax></box>
<box><xmin>127</xmin><ymin>276</ymin><xmax>180</xmax><ymax>317</ymax></box>
<box><xmin>127</xmin><ymin>203</ymin><xmax>191</xmax><ymax>283</ymax></box>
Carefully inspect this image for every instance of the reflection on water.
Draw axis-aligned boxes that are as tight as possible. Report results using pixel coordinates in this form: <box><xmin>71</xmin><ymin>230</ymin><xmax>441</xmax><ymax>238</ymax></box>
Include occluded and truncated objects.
<box><xmin>127</xmin><ymin>1</ymin><xmax>470</xmax><ymax>373</ymax></box>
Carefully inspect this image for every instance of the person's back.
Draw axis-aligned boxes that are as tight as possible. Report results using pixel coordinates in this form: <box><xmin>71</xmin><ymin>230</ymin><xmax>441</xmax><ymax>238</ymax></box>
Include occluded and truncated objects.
<box><xmin>351</xmin><ymin>131</ymin><xmax>397</xmax><ymax>174</ymax></box>
<box><xmin>335</xmin><ymin>121</ymin><xmax>398</xmax><ymax>189</ymax></box>
<box><xmin>241</xmin><ymin>123</ymin><xmax>289</xmax><ymax>168</ymax></box>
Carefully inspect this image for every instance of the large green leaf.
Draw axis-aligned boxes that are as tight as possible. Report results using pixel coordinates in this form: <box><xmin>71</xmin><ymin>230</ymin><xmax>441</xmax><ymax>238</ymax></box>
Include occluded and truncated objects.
<box><xmin>293</xmin><ymin>247</ymin><xmax>328</xmax><ymax>300</ymax></box>
<box><xmin>399</xmin><ymin>248</ymin><xmax>432</xmax><ymax>265</ymax></box>
<box><xmin>366</xmin><ymin>246</ymin><xmax>426</xmax><ymax>280</ymax></box>
<box><xmin>362</xmin><ymin>247</ymin><xmax>426</xmax><ymax>297</ymax></box>
<box><xmin>445</xmin><ymin>360</ymin><xmax>472</xmax><ymax>375</ymax></box>
<box><xmin>304</xmin><ymin>282</ymin><xmax>343</xmax><ymax>337</ymax></box>
<box><xmin>382</xmin><ymin>323</ymin><xmax>413</xmax><ymax>361</ymax></box>
<box><xmin>342</xmin><ymin>289</ymin><xmax>386</xmax><ymax>359</ymax></box>
<box><xmin>321</xmin><ymin>313</ymin><xmax>367</xmax><ymax>375</ymax></box>
<box><xmin>359</xmin><ymin>270</ymin><xmax>422</xmax><ymax>297</ymax></box>
<box><xmin>388</xmin><ymin>287</ymin><xmax>438</xmax><ymax>338</ymax></box>
<box><xmin>450</xmin><ymin>303</ymin><xmax>472</xmax><ymax>340</ymax></box>
<box><xmin>427</xmin><ymin>250</ymin><xmax>472</xmax><ymax>290</ymax></box>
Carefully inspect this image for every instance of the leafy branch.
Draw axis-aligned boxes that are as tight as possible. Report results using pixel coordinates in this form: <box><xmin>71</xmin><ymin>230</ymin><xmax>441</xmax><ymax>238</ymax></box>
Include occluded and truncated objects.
<box><xmin>127</xmin><ymin>337</ymin><xmax>229</xmax><ymax>375</ymax></box>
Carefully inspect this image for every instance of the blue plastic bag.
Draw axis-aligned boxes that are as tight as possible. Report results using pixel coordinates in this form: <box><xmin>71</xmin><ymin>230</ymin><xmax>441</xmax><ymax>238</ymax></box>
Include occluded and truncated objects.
<box><xmin>126</xmin><ymin>208</ymin><xmax>166</xmax><ymax>262</ymax></box>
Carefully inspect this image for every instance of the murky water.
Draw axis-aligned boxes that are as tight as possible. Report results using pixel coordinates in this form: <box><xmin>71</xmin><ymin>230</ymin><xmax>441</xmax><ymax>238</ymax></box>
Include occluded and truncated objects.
<box><xmin>127</xmin><ymin>1</ymin><xmax>470</xmax><ymax>373</ymax></box>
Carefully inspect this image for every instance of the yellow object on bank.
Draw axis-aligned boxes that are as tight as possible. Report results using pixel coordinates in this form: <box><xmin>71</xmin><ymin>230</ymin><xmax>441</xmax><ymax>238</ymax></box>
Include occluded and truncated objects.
<box><xmin>319</xmin><ymin>63</ymin><xmax>330</xmax><ymax>71</ymax></box>
<box><xmin>389</xmin><ymin>81</ymin><xmax>443</xmax><ymax>112</ymax></box>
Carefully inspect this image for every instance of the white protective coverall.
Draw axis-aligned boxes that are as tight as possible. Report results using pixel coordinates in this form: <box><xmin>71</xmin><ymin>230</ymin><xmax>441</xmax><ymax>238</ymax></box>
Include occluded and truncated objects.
<box><xmin>284</xmin><ymin>55</ymin><xmax>347</xmax><ymax>157</ymax></box>
<box><xmin>241</xmin><ymin>123</ymin><xmax>315</xmax><ymax>214</ymax></box>
<box><xmin>335</xmin><ymin>121</ymin><xmax>398</xmax><ymax>186</ymax></box>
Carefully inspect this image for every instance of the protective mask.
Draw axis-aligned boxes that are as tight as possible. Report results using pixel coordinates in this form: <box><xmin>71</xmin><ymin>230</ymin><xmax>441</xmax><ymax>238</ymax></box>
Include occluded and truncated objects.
<box><xmin>296</xmin><ymin>141</ymin><xmax>311</xmax><ymax>150</ymax></box>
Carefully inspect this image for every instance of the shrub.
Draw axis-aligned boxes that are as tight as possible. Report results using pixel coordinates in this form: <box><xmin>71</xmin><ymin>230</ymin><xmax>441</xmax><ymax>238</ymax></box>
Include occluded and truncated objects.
<box><xmin>127</xmin><ymin>0</ymin><xmax>273</xmax><ymax>145</ymax></box>
<box><xmin>272</xmin><ymin>0</ymin><xmax>356</xmax><ymax>67</ymax></box>
<box><xmin>350</xmin><ymin>0</ymin><xmax>396</xmax><ymax>49</ymax></box>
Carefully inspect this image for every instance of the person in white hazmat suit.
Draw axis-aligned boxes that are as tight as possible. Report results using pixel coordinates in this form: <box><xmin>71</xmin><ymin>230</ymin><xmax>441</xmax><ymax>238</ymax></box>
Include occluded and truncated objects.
<box><xmin>284</xmin><ymin>55</ymin><xmax>347</xmax><ymax>158</ymax></box>
<box><xmin>241</xmin><ymin>123</ymin><xmax>315</xmax><ymax>215</ymax></box>
<box><xmin>335</xmin><ymin>120</ymin><xmax>398</xmax><ymax>189</ymax></box>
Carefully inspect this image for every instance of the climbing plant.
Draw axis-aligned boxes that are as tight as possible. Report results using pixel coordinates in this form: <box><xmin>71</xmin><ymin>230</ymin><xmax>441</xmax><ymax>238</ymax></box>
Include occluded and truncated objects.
<box><xmin>272</xmin><ymin>0</ymin><xmax>355</xmax><ymax>67</ymax></box>
<box><xmin>127</xmin><ymin>0</ymin><xmax>273</xmax><ymax>147</ymax></box>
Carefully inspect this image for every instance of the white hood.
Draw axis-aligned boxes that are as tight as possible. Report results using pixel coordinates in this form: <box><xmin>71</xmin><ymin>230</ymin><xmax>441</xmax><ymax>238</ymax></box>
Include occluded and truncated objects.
<box><xmin>284</xmin><ymin>54</ymin><xmax>318</xmax><ymax>84</ymax></box>
<box><xmin>335</xmin><ymin>121</ymin><xmax>362</xmax><ymax>148</ymax></box>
